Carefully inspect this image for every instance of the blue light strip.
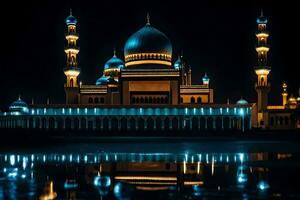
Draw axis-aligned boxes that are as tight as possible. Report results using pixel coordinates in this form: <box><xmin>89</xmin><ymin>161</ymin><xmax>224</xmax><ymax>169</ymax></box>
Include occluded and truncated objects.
<box><xmin>15</xmin><ymin>107</ymin><xmax>251</xmax><ymax>116</ymax></box>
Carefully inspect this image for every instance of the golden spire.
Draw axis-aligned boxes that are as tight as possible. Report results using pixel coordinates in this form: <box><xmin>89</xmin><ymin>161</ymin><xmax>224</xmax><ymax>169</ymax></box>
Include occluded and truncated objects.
<box><xmin>282</xmin><ymin>82</ymin><xmax>288</xmax><ymax>106</ymax></box>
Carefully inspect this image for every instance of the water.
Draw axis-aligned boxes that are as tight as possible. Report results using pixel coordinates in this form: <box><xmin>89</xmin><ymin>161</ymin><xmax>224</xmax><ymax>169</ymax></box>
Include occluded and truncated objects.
<box><xmin>0</xmin><ymin>141</ymin><xmax>300</xmax><ymax>199</ymax></box>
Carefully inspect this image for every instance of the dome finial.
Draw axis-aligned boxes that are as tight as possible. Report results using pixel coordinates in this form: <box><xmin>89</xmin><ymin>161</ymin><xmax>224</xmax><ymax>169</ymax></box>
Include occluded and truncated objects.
<box><xmin>260</xmin><ymin>9</ymin><xmax>264</xmax><ymax>17</ymax></box>
<box><xmin>146</xmin><ymin>12</ymin><xmax>150</xmax><ymax>25</ymax></box>
<box><xmin>70</xmin><ymin>8</ymin><xmax>72</xmax><ymax>16</ymax></box>
<box><xmin>18</xmin><ymin>94</ymin><xmax>21</xmax><ymax>100</ymax></box>
<box><xmin>113</xmin><ymin>47</ymin><xmax>116</xmax><ymax>57</ymax></box>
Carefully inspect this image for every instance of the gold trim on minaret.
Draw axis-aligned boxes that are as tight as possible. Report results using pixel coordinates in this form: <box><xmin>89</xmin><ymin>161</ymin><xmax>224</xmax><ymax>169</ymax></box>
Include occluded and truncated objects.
<box><xmin>64</xmin><ymin>10</ymin><xmax>80</xmax><ymax>88</ymax></box>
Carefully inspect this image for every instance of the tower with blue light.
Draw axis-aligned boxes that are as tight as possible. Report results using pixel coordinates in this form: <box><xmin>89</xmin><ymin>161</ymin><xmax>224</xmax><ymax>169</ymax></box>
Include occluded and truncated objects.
<box><xmin>202</xmin><ymin>73</ymin><xmax>210</xmax><ymax>86</ymax></box>
<box><xmin>64</xmin><ymin>9</ymin><xmax>80</xmax><ymax>104</ymax></box>
<box><xmin>255</xmin><ymin>10</ymin><xmax>270</xmax><ymax>126</ymax></box>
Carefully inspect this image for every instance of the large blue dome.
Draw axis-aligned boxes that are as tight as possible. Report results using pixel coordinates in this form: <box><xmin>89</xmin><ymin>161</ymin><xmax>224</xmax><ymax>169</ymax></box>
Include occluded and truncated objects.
<box><xmin>104</xmin><ymin>55</ymin><xmax>124</xmax><ymax>70</ymax></box>
<box><xmin>66</xmin><ymin>15</ymin><xmax>77</xmax><ymax>25</ymax></box>
<box><xmin>124</xmin><ymin>24</ymin><xmax>172</xmax><ymax>57</ymax></box>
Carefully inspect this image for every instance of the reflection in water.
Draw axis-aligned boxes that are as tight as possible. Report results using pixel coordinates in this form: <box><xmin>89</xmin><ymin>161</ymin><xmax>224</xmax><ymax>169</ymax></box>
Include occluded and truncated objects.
<box><xmin>0</xmin><ymin>151</ymin><xmax>298</xmax><ymax>199</ymax></box>
<box><xmin>39</xmin><ymin>181</ymin><xmax>57</xmax><ymax>200</ymax></box>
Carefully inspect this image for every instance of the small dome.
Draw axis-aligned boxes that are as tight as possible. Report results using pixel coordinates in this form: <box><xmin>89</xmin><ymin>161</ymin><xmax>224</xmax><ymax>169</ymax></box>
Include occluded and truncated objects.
<box><xmin>202</xmin><ymin>73</ymin><xmax>209</xmax><ymax>81</ymax></box>
<box><xmin>257</xmin><ymin>16</ymin><xmax>267</xmax><ymax>24</ymax></box>
<box><xmin>257</xmin><ymin>11</ymin><xmax>268</xmax><ymax>24</ymax></box>
<box><xmin>66</xmin><ymin>15</ymin><xmax>77</xmax><ymax>25</ymax></box>
<box><xmin>174</xmin><ymin>56</ymin><xmax>183</xmax><ymax>69</ymax></box>
<box><xmin>104</xmin><ymin>55</ymin><xmax>124</xmax><ymax>70</ymax></box>
<box><xmin>96</xmin><ymin>75</ymin><xmax>108</xmax><ymax>85</ymax></box>
<box><xmin>236</xmin><ymin>98</ymin><xmax>248</xmax><ymax>105</ymax></box>
<box><xmin>9</xmin><ymin>98</ymin><xmax>29</xmax><ymax>114</ymax></box>
<box><xmin>288</xmin><ymin>96</ymin><xmax>297</xmax><ymax>104</ymax></box>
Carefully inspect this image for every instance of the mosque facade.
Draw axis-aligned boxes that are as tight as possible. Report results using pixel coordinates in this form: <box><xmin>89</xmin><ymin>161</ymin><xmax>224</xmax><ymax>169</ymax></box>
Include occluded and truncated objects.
<box><xmin>64</xmin><ymin>13</ymin><xmax>213</xmax><ymax>106</ymax></box>
<box><xmin>1</xmin><ymin>11</ymin><xmax>299</xmax><ymax>132</ymax></box>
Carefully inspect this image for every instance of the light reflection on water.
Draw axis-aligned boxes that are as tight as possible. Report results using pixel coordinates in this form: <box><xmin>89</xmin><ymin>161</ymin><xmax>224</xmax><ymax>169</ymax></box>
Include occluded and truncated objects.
<box><xmin>0</xmin><ymin>151</ymin><xmax>299</xmax><ymax>199</ymax></box>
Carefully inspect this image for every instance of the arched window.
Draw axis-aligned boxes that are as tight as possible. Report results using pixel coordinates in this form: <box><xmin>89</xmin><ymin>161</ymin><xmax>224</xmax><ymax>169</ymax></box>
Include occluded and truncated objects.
<box><xmin>285</xmin><ymin>116</ymin><xmax>289</xmax><ymax>125</ymax></box>
<box><xmin>157</xmin><ymin>97</ymin><xmax>161</xmax><ymax>104</ymax></box>
<box><xmin>100</xmin><ymin>97</ymin><xmax>104</xmax><ymax>104</ymax></box>
<box><xmin>131</xmin><ymin>97</ymin><xmax>136</xmax><ymax>104</ymax></box>
<box><xmin>145</xmin><ymin>97</ymin><xmax>148</xmax><ymax>104</ymax></box>
<box><xmin>88</xmin><ymin>97</ymin><xmax>93</xmax><ymax>104</ymax></box>
<box><xmin>70</xmin><ymin>78</ymin><xmax>74</xmax><ymax>87</ymax></box>
<box><xmin>270</xmin><ymin>117</ymin><xmax>274</xmax><ymax>126</ymax></box>
<box><xmin>191</xmin><ymin>97</ymin><xmax>195</xmax><ymax>104</ymax></box>
<box><xmin>261</xmin><ymin>77</ymin><xmax>264</xmax><ymax>85</ymax></box>
<box><xmin>94</xmin><ymin>97</ymin><xmax>99</xmax><ymax>104</ymax></box>
<box><xmin>140</xmin><ymin>97</ymin><xmax>144</xmax><ymax>104</ymax></box>
<box><xmin>180</xmin><ymin>97</ymin><xmax>183</xmax><ymax>103</ymax></box>
<box><xmin>164</xmin><ymin>97</ymin><xmax>168</xmax><ymax>104</ymax></box>
<box><xmin>136</xmin><ymin>98</ymin><xmax>140</xmax><ymax>104</ymax></box>
<box><xmin>153</xmin><ymin>98</ymin><xmax>156</xmax><ymax>104</ymax></box>
<box><xmin>280</xmin><ymin>117</ymin><xmax>284</xmax><ymax>125</ymax></box>
<box><xmin>149</xmin><ymin>97</ymin><xmax>153</xmax><ymax>104</ymax></box>
<box><xmin>197</xmin><ymin>97</ymin><xmax>202</xmax><ymax>104</ymax></box>
<box><xmin>71</xmin><ymin>56</ymin><xmax>75</xmax><ymax>64</ymax></box>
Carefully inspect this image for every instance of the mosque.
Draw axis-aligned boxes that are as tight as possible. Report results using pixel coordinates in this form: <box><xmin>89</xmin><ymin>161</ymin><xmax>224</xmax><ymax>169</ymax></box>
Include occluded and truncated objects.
<box><xmin>64</xmin><ymin>13</ymin><xmax>213</xmax><ymax>106</ymax></box>
<box><xmin>0</xmin><ymin>11</ymin><xmax>298</xmax><ymax>132</ymax></box>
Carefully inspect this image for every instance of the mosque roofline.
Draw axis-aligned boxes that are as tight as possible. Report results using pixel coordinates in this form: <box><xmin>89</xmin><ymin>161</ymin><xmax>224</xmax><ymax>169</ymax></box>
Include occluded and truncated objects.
<box><xmin>29</xmin><ymin>104</ymin><xmax>252</xmax><ymax>108</ymax></box>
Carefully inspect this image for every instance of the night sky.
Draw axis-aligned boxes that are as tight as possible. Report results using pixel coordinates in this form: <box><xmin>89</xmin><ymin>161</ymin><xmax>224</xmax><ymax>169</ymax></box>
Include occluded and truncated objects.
<box><xmin>0</xmin><ymin>0</ymin><xmax>299</xmax><ymax>110</ymax></box>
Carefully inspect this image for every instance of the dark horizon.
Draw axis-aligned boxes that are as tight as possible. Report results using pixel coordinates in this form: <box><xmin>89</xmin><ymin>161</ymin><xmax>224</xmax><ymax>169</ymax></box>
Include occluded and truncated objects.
<box><xmin>0</xmin><ymin>0</ymin><xmax>299</xmax><ymax>110</ymax></box>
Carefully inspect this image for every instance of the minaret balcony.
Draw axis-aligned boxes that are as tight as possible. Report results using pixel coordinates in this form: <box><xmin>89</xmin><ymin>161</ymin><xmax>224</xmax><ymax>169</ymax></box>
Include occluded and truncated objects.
<box><xmin>256</xmin><ymin>30</ymin><xmax>269</xmax><ymax>36</ymax></box>
<box><xmin>63</xmin><ymin>67</ymin><xmax>80</xmax><ymax>76</ymax></box>
<box><xmin>256</xmin><ymin>46</ymin><xmax>269</xmax><ymax>52</ymax></box>
<box><xmin>64</xmin><ymin>46</ymin><xmax>79</xmax><ymax>54</ymax></box>
<box><xmin>65</xmin><ymin>33</ymin><xmax>79</xmax><ymax>40</ymax></box>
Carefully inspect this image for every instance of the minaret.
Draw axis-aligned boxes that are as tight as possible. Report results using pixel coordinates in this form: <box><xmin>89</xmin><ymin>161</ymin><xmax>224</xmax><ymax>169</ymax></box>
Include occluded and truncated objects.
<box><xmin>64</xmin><ymin>9</ymin><xmax>80</xmax><ymax>104</ymax></box>
<box><xmin>255</xmin><ymin>10</ymin><xmax>270</xmax><ymax>125</ymax></box>
<box><xmin>282</xmin><ymin>82</ymin><xmax>288</xmax><ymax>106</ymax></box>
<box><xmin>297</xmin><ymin>88</ymin><xmax>300</xmax><ymax>103</ymax></box>
<box><xmin>177</xmin><ymin>52</ymin><xmax>191</xmax><ymax>86</ymax></box>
